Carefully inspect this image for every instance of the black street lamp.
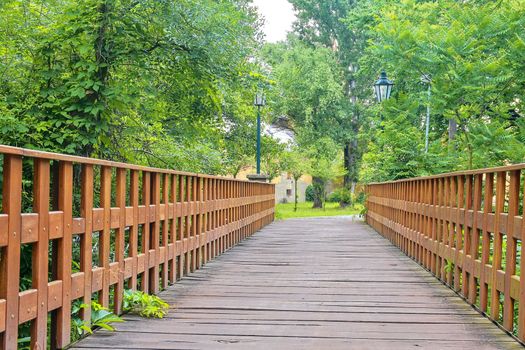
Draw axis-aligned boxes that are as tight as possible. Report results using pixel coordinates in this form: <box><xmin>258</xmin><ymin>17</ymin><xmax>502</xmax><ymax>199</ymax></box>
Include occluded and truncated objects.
<box><xmin>373</xmin><ymin>70</ymin><xmax>394</xmax><ymax>103</ymax></box>
<box><xmin>254</xmin><ymin>89</ymin><xmax>266</xmax><ymax>175</ymax></box>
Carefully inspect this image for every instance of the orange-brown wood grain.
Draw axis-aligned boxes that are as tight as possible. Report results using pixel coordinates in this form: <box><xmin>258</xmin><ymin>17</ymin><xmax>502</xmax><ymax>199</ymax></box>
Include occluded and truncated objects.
<box><xmin>366</xmin><ymin>167</ymin><xmax>525</xmax><ymax>343</ymax></box>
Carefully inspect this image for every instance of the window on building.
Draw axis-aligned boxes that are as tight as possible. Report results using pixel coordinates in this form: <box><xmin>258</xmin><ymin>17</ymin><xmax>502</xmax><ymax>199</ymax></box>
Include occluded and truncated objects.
<box><xmin>286</xmin><ymin>189</ymin><xmax>292</xmax><ymax>196</ymax></box>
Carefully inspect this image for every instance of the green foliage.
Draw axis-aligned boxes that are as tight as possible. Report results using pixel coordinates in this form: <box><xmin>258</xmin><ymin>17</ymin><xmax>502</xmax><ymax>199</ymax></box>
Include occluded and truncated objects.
<box><xmin>444</xmin><ymin>260</ymin><xmax>454</xmax><ymax>274</ymax></box>
<box><xmin>71</xmin><ymin>301</ymin><xmax>124</xmax><ymax>342</ymax></box>
<box><xmin>262</xmin><ymin>39</ymin><xmax>348</xmax><ymax>205</ymax></box>
<box><xmin>327</xmin><ymin>188</ymin><xmax>353</xmax><ymax>207</ymax></box>
<box><xmin>260</xmin><ymin>136</ymin><xmax>288</xmax><ymax>180</ymax></box>
<box><xmin>275</xmin><ymin>201</ymin><xmax>362</xmax><ymax>220</ymax></box>
<box><xmin>0</xmin><ymin>0</ymin><xmax>263</xmax><ymax>173</ymax></box>
<box><xmin>123</xmin><ymin>289</ymin><xmax>170</xmax><ymax>319</ymax></box>
<box><xmin>355</xmin><ymin>0</ymin><xmax>525</xmax><ymax>181</ymax></box>
<box><xmin>305</xmin><ymin>185</ymin><xmax>315</xmax><ymax>202</ymax></box>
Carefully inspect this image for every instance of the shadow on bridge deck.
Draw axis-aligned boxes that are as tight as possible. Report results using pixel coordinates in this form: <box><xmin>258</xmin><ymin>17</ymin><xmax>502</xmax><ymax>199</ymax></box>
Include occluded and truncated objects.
<box><xmin>70</xmin><ymin>217</ymin><xmax>521</xmax><ymax>350</ymax></box>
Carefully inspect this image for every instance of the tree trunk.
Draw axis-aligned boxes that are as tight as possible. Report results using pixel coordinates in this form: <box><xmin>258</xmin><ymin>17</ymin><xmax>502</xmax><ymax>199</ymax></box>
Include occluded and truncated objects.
<box><xmin>448</xmin><ymin>119</ymin><xmax>457</xmax><ymax>144</ymax></box>
<box><xmin>343</xmin><ymin>140</ymin><xmax>358</xmax><ymax>191</ymax></box>
<box><xmin>294</xmin><ymin>176</ymin><xmax>299</xmax><ymax>212</ymax></box>
<box><xmin>312</xmin><ymin>176</ymin><xmax>324</xmax><ymax>209</ymax></box>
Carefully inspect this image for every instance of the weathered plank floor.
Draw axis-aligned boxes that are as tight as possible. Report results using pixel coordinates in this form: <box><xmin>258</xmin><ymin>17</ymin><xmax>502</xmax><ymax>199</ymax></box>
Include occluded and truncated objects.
<box><xmin>71</xmin><ymin>217</ymin><xmax>523</xmax><ymax>350</ymax></box>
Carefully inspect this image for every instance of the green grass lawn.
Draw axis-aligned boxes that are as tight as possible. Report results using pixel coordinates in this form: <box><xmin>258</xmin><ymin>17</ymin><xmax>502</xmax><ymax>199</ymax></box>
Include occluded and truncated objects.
<box><xmin>275</xmin><ymin>201</ymin><xmax>363</xmax><ymax>220</ymax></box>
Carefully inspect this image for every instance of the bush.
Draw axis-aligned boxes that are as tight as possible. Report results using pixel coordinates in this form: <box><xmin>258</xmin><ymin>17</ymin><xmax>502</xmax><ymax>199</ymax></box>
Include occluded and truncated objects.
<box><xmin>327</xmin><ymin>188</ymin><xmax>353</xmax><ymax>207</ymax></box>
<box><xmin>71</xmin><ymin>301</ymin><xmax>124</xmax><ymax>342</ymax></box>
<box><xmin>305</xmin><ymin>185</ymin><xmax>315</xmax><ymax>202</ymax></box>
<box><xmin>123</xmin><ymin>290</ymin><xmax>170</xmax><ymax>318</ymax></box>
<box><xmin>354</xmin><ymin>191</ymin><xmax>366</xmax><ymax>204</ymax></box>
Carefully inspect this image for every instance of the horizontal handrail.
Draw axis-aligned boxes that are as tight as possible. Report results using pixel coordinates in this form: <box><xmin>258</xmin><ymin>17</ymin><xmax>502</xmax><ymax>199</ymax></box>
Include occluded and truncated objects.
<box><xmin>0</xmin><ymin>145</ymin><xmax>275</xmax><ymax>349</ymax></box>
<box><xmin>367</xmin><ymin>162</ymin><xmax>525</xmax><ymax>185</ymax></box>
<box><xmin>366</xmin><ymin>166</ymin><xmax>525</xmax><ymax>343</ymax></box>
<box><xmin>0</xmin><ymin>144</ymin><xmax>273</xmax><ymax>183</ymax></box>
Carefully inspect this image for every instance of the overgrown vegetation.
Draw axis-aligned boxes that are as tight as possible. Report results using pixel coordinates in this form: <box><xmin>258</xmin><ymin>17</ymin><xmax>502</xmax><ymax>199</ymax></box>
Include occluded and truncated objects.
<box><xmin>71</xmin><ymin>301</ymin><xmax>125</xmax><ymax>341</ymax></box>
<box><xmin>0</xmin><ymin>0</ymin><xmax>264</xmax><ymax>173</ymax></box>
<box><xmin>123</xmin><ymin>290</ymin><xmax>170</xmax><ymax>319</ymax></box>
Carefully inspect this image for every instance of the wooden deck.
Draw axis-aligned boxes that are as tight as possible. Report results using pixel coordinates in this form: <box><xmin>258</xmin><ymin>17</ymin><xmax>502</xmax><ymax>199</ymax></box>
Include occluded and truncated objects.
<box><xmin>71</xmin><ymin>217</ymin><xmax>522</xmax><ymax>350</ymax></box>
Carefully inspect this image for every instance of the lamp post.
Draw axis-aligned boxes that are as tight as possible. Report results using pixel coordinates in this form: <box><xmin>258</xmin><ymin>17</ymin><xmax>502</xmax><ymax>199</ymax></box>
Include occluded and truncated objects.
<box><xmin>421</xmin><ymin>74</ymin><xmax>432</xmax><ymax>153</ymax></box>
<box><xmin>254</xmin><ymin>90</ymin><xmax>266</xmax><ymax>175</ymax></box>
<box><xmin>373</xmin><ymin>70</ymin><xmax>394</xmax><ymax>103</ymax></box>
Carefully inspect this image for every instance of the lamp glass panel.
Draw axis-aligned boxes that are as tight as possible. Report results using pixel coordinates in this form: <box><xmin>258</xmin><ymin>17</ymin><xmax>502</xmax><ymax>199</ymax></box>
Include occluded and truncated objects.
<box><xmin>380</xmin><ymin>84</ymin><xmax>388</xmax><ymax>101</ymax></box>
<box><xmin>374</xmin><ymin>85</ymin><xmax>381</xmax><ymax>102</ymax></box>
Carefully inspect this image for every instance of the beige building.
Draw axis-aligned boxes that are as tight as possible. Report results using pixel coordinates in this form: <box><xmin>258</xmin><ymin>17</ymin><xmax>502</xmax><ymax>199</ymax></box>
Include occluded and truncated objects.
<box><xmin>237</xmin><ymin>167</ymin><xmax>312</xmax><ymax>204</ymax></box>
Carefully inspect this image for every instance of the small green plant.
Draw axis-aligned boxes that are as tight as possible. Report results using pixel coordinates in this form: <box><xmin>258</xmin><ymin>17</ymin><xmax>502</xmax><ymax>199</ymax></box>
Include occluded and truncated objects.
<box><xmin>359</xmin><ymin>206</ymin><xmax>368</xmax><ymax>218</ymax></box>
<box><xmin>327</xmin><ymin>188</ymin><xmax>353</xmax><ymax>207</ymax></box>
<box><xmin>71</xmin><ymin>301</ymin><xmax>124</xmax><ymax>342</ymax></box>
<box><xmin>123</xmin><ymin>289</ymin><xmax>170</xmax><ymax>318</ymax></box>
<box><xmin>444</xmin><ymin>260</ymin><xmax>454</xmax><ymax>273</ymax></box>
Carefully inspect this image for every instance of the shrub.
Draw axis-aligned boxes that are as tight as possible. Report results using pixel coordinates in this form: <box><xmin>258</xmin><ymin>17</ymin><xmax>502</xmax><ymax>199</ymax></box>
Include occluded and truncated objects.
<box><xmin>123</xmin><ymin>290</ymin><xmax>170</xmax><ymax>318</ymax></box>
<box><xmin>327</xmin><ymin>188</ymin><xmax>352</xmax><ymax>207</ymax></box>
<box><xmin>305</xmin><ymin>184</ymin><xmax>315</xmax><ymax>202</ymax></box>
<box><xmin>71</xmin><ymin>301</ymin><xmax>124</xmax><ymax>342</ymax></box>
<box><xmin>354</xmin><ymin>191</ymin><xmax>366</xmax><ymax>204</ymax></box>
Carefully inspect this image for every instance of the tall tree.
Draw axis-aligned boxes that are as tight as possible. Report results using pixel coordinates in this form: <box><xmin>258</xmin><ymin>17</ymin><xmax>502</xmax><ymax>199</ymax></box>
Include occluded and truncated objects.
<box><xmin>0</xmin><ymin>0</ymin><xmax>263</xmax><ymax>173</ymax></box>
<box><xmin>357</xmin><ymin>0</ymin><xmax>525</xmax><ymax>181</ymax></box>
<box><xmin>289</xmin><ymin>0</ymin><xmax>365</xmax><ymax>191</ymax></box>
<box><xmin>263</xmin><ymin>38</ymin><xmax>346</xmax><ymax>207</ymax></box>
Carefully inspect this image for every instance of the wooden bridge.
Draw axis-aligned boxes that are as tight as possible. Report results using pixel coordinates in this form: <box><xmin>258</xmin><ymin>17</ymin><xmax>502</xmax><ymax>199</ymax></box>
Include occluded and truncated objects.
<box><xmin>0</xmin><ymin>145</ymin><xmax>524</xmax><ymax>349</ymax></box>
<box><xmin>71</xmin><ymin>217</ymin><xmax>520</xmax><ymax>350</ymax></box>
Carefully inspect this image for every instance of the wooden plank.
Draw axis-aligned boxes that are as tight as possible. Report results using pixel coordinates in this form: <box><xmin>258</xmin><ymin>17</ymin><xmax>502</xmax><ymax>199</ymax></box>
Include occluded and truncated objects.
<box><xmin>490</xmin><ymin>171</ymin><xmax>505</xmax><ymax>320</ymax></box>
<box><xmin>80</xmin><ymin>165</ymin><xmax>94</xmax><ymax>326</ymax></box>
<box><xmin>30</xmin><ymin>159</ymin><xmax>50</xmax><ymax>349</ymax></box>
<box><xmin>0</xmin><ymin>155</ymin><xmax>22</xmax><ymax>349</ymax></box>
<box><xmin>170</xmin><ymin>174</ymin><xmax>177</xmax><ymax>283</ymax></box>
<box><xmin>114</xmin><ymin>168</ymin><xmax>126</xmax><ymax>314</ymax></box>
<box><xmin>129</xmin><ymin>170</ymin><xmax>139</xmax><ymax>290</ymax></box>
<box><xmin>70</xmin><ymin>218</ymin><xmax>520</xmax><ymax>350</ymax></box>
<box><xmin>55</xmin><ymin>161</ymin><xmax>73</xmax><ymax>348</ymax></box>
<box><xmin>142</xmin><ymin>172</ymin><xmax>151</xmax><ymax>293</ymax></box>
<box><xmin>503</xmin><ymin>170</ymin><xmax>519</xmax><ymax>331</ymax></box>
<box><xmin>162</xmin><ymin>173</ymin><xmax>169</xmax><ymax>289</ymax></box>
<box><xmin>518</xmin><ymin>173</ymin><xmax>525</xmax><ymax>342</ymax></box>
<box><xmin>468</xmin><ymin>174</ymin><xmax>482</xmax><ymax>305</ymax></box>
<box><xmin>456</xmin><ymin>175</ymin><xmax>465</xmax><ymax>293</ymax></box>
<box><xmin>178</xmin><ymin>175</ymin><xmax>185</xmax><ymax>280</ymax></box>
<box><xmin>480</xmin><ymin>172</ymin><xmax>494</xmax><ymax>313</ymax></box>
<box><xmin>150</xmin><ymin>173</ymin><xmax>160</xmax><ymax>294</ymax></box>
<box><xmin>99</xmin><ymin>166</ymin><xmax>112</xmax><ymax>308</ymax></box>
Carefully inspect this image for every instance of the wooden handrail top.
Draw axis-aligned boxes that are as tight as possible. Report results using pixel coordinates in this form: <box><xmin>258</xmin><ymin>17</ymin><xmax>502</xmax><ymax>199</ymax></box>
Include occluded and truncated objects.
<box><xmin>0</xmin><ymin>144</ymin><xmax>272</xmax><ymax>184</ymax></box>
<box><xmin>367</xmin><ymin>162</ymin><xmax>525</xmax><ymax>185</ymax></box>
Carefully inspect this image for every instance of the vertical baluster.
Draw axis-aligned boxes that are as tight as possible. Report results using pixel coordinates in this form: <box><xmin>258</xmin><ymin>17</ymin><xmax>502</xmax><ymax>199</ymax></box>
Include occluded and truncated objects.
<box><xmin>169</xmin><ymin>174</ymin><xmax>177</xmax><ymax>284</ymax></box>
<box><xmin>490</xmin><ymin>171</ymin><xmax>506</xmax><ymax>320</ymax></box>
<box><xmin>503</xmin><ymin>170</ymin><xmax>519</xmax><ymax>331</ymax></box>
<box><xmin>114</xmin><ymin>168</ymin><xmax>126</xmax><ymax>314</ymax></box>
<box><xmin>99</xmin><ymin>166</ymin><xmax>111</xmax><ymax>307</ymax></box>
<box><xmin>480</xmin><ymin>173</ymin><xmax>494</xmax><ymax>312</ymax></box>
<box><xmin>456</xmin><ymin>175</ymin><xmax>465</xmax><ymax>293</ymax></box>
<box><xmin>129</xmin><ymin>170</ymin><xmax>139</xmax><ymax>290</ymax></box>
<box><xmin>31</xmin><ymin>159</ymin><xmax>50</xmax><ymax>349</ymax></box>
<box><xmin>141</xmin><ymin>171</ymin><xmax>151</xmax><ymax>293</ymax></box>
<box><xmin>468</xmin><ymin>174</ymin><xmax>482</xmax><ymax>304</ymax></box>
<box><xmin>80</xmin><ymin>164</ymin><xmax>93</xmax><ymax>326</ymax></box>
<box><xmin>56</xmin><ymin>161</ymin><xmax>73</xmax><ymax>348</ymax></box>
<box><xmin>0</xmin><ymin>155</ymin><xmax>22</xmax><ymax>348</ymax></box>
<box><xmin>150</xmin><ymin>173</ymin><xmax>160</xmax><ymax>294</ymax></box>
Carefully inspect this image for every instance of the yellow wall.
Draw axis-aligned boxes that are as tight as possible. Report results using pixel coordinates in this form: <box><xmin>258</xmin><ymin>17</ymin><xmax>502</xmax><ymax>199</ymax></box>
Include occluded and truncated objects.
<box><xmin>236</xmin><ymin>166</ymin><xmax>313</xmax><ymax>185</ymax></box>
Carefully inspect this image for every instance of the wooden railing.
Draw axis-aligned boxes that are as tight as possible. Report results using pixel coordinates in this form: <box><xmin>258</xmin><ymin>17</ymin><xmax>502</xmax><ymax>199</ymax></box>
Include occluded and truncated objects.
<box><xmin>366</xmin><ymin>164</ymin><xmax>525</xmax><ymax>342</ymax></box>
<box><xmin>0</xmin><ymin>145</ymin><xmax>274</xmax><ymax>349</ymax></box>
